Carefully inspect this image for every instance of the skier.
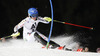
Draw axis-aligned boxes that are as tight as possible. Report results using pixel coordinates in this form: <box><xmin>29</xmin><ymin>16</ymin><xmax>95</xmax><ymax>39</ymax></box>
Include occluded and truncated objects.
<box><xmin>13</xmin><ymin>8</ymin><xmax>60</xmax><ymax>49</ymax></box>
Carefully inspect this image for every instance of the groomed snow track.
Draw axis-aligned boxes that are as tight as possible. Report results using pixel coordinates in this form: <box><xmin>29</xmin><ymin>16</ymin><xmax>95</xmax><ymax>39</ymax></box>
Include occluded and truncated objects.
<box><xmin>0</xmin><ymin>39</ymin><xmax>100</xmax><ymax>56</ymax></box>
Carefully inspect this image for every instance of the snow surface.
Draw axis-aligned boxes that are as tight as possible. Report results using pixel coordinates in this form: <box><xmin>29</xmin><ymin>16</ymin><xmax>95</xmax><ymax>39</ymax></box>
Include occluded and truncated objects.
<box><xmin>0</xmin><ymin>37</ymin><xmax>100</xmax><ymax>56</ymax></box>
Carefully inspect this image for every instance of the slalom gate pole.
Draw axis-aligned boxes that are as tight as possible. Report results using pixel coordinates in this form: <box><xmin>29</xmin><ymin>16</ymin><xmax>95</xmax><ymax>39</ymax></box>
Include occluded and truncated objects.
<box><xmin>53</xmin><ymin>20</ymin><xmax>93</xmax><ymax>30</ymax></box>
<box><xmin>46</xmin><ymin>0</ymin><xmax>54</xmax><ymax>49</ymax></box>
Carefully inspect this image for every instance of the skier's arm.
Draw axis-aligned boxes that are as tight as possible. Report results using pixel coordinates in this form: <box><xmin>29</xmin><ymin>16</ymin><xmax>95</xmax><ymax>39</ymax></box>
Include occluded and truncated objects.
<box><xmin>14</xmin><ymin>18</ymin><xmax>27</xmax><ymax>32</ymax></box>
<box><xmin>38</xmin><ymin>17</ymin><xmax>52</xmax><ymax>24</ymax></box>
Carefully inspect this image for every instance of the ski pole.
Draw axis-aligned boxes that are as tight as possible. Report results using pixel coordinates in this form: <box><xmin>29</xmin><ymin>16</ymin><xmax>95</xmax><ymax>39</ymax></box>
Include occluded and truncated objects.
<box><xmin>0</xmin><ymin>35</ymin><xmax>12</xmax><ymax>40</ymax></box>
<box><xmin>53</xmin><ymin>20</ymin><xmax>93</xmax><ymax>30</ymax></box>
<box><xmin>0</xmin><ymin>32</ymin><xmax>20</xmax><ymax>40</ymax></box>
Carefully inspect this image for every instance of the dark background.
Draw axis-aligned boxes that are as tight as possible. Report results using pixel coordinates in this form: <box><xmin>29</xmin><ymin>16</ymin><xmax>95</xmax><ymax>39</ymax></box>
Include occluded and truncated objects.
<box><xmin>0</xmin><ymin>0</ymin><xmax>100</xmax><ymax>52</ymax></box>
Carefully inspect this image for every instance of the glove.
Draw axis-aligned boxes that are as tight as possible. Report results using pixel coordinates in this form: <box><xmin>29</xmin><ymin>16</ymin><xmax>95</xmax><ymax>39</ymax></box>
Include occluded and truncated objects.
<box><xmin>43</xmin><ymin>17</ymin><xmax>52</xmax><ymax>22</ymax></box>
<box><xmin>11</xmin><ymin>32</ymin><xmax>20</xmax><ymax>37</ymax></box>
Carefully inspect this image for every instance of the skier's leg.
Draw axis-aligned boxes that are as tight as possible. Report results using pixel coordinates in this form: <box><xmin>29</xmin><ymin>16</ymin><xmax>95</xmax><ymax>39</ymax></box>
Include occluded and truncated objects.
<box><xmin>49</xmin><ymin>40</ymin><xmax>60</xmax><ymax>49</ymax></box>
<box><xmin>34</xmin><ymin>32</ymin><xmax>60</xmax><ymax>49</ymax></box>
<box><xmin>34</xmin><ymin>32</ymin><xmax>47</xmax><ymax>46</ymax></box>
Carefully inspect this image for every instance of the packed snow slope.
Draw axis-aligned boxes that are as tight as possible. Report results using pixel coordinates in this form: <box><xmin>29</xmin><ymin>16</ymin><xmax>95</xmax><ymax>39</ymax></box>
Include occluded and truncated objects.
<box><xmin>0</xmin><ymin>37</ymin><xmax>100</xmax><ymax>56</ymax></box>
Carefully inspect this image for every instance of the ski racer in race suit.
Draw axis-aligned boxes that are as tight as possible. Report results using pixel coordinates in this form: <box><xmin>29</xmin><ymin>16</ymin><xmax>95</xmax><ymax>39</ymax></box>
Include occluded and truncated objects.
<box><xmin>14</xmin><ymin>8</ymin><xmax>60</xmax><ymax>48</ymax></box>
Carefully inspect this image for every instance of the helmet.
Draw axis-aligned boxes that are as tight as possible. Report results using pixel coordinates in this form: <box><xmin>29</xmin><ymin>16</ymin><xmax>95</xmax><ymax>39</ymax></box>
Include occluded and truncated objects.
<box><xmin>28</xmin><ymin>8</ymin><xmax>38</xmax><ymax>17</ymax></box>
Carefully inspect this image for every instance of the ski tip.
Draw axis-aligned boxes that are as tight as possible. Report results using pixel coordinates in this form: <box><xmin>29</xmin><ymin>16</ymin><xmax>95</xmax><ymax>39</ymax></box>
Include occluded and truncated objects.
<box><xmin>90</xmin><ymin>27</ymin><xmax>93</xmax><ymax>30</ymax></box>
